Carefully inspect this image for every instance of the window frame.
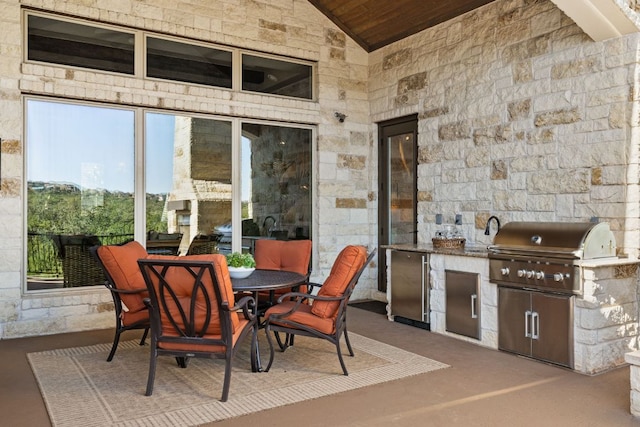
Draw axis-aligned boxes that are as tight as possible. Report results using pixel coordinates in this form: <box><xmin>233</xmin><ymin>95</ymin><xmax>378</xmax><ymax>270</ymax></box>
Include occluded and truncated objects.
<box><xmin>24</xmin><ymin>10</ymin><xmax>317</xmax><ymax>100</ymax></box>
<box><xmin>23</xmin><ymin>96</ymin><xmax>316</xmax><ymax>293</ymax></box>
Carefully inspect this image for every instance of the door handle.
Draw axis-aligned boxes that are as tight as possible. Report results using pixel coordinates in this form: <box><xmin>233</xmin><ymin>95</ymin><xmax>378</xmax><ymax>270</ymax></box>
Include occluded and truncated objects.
<box><xmin>525</xmin><ymin>310</ymin><xmax>532</xmax><ymax>338</ymax></box>
<box><xmin>531</xmin><ymin>311</ymin><xmax>539</xmax><ymax>340</ymax></box>
<box><xmin>470</xmin><ymin>294</ymin><xmax>477</xmax><ymax>319</ymax></box>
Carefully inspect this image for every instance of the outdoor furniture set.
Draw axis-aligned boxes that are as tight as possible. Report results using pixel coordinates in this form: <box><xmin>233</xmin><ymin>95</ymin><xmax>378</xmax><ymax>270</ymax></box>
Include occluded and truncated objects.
<box><xmin>92</xmin><ymin>239</ymin><xmax>375</xmax><ymax>402</ymax></box>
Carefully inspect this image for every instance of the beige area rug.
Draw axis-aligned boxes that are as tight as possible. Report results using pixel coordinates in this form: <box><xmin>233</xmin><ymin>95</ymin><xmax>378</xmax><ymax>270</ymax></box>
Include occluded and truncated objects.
<box><xmin>28</xmin><ymin>333</ymin><xmax>448</xmax><ymax>427</ymax></box>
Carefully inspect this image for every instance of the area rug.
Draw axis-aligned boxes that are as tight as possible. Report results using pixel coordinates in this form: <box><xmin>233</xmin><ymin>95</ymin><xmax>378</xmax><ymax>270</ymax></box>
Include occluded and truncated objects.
<box><xmin>28</xmin><ymin>333</ymin><xmax>448</xmax><ymax>427</ymax></box>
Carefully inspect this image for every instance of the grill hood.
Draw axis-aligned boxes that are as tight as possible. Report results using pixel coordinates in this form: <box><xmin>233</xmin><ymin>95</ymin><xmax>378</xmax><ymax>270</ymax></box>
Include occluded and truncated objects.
<box><xmin>488</xmin><ymin>221</ymin><xmax>617</xmax><ymax>260</ymax></box>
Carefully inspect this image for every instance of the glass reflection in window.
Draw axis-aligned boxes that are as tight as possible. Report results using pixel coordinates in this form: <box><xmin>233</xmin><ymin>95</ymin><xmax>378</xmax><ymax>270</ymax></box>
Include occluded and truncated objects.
<box><xmin>145</xmin><ymin>113</ymin><xmax>232</xmax><ymax>256</ymax></box>
<box><xmin>241</xmin><ymin>123</ymin><xmax>312</xmax><ymax>252</ymax></box>
<box><xmin>26</xmin><ymin>100</ymin><xmax>135</xmax><ymax>290</ymax></box>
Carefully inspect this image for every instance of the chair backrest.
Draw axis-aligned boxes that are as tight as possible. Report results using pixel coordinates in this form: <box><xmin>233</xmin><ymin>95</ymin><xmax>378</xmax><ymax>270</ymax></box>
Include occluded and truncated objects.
<box><xmin>311</xmin><ymin>246</ymin><xmax>376</xmax><ymax>319</ymax></box>
<box><xmin>92</xmin><ymin>240</ymin><xmax>150</xmax><ymax>313</ymax></box>
<box><xmin>254</xmin><ymin>239</ymin><xmax>312</xmax><ymax>276</ymax></box>
<box><xmin>138</xmin><ymin>255</ymin><xmax>239</xmax><ymax>342</ymax></box>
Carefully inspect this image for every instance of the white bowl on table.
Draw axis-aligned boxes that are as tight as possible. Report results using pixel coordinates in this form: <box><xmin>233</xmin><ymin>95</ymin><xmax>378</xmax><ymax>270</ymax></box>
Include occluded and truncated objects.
<box><xmin>228</xmin><ymin>267</ymin><xmax>255</xmax><ymax>279</ymax></box>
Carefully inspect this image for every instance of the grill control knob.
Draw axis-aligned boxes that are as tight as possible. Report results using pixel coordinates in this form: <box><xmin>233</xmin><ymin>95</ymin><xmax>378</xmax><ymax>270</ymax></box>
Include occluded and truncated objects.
<box><xmin>553</xmin><ymin>273</ymin><xmax>565</xmax><ymax>282</ymax></box>
<box><xmin>535</xmin><ymin>271</ymin><xmax>545</xmax><ymax>280</ymax></box>
<box><xmin>517</xmin><ymin>269</ymin><xmax>526</xmax><ymax>278</ymax></box>
<box><xmin>500</xmin><ymin>267</ymin><xmax>510</xmax><ymax>276</ymax></box>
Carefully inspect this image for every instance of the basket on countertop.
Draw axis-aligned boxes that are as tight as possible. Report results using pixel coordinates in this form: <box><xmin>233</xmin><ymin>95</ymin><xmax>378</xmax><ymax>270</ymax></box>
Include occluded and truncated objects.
<box><xmin>432</xmin><ymin>237</ymin><xmax>466</xmax><ymax>249</ymax></box>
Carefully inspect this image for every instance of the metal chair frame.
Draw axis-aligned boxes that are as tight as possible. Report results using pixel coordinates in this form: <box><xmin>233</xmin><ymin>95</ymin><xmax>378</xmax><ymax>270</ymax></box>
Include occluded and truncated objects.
<box><xmin>138</xmin><ymin>258</ymin><xmax>258</xmax><ymax>402</ymax></box>
<box><xmin>263</xmin><ymin>248</ymin><xmax>376</xmax><ymax>375</ymax></box>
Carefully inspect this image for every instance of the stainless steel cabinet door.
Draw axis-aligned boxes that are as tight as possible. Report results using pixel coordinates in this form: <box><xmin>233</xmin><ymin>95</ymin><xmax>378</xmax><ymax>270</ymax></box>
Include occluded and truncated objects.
<box><xmin>446</xmin><ymin>270</ymin><xmax>480</xmax><ymax>339</ymax></box>
<box><xmin>390</xmin><ymin>251</ymin><xmax>428</xmax><ymax>322</ymax></box>
<box><xmin>531</xmin><ymin>292</ymin><xmax>573</xmax><ymax>367</ymax></box>
<box><xmin>498</xmin><ymin>287</ymin><xmax>532</xmax><ymax>356</ymax></box>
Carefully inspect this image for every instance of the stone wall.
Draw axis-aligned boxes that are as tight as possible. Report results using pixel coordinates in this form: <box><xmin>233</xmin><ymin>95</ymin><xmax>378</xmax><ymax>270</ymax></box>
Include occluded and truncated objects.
<box><xmin>0</xmin><ymin>0</ymin><xmax>373</xmax><ymax>338</ymax></box>
<box><xmin>576</xmin><ymin>261</ymin><xmax>640</xmax><ymax>374</ymax></box>
<box><xmin>368</xmin><ymin>0</ymin><xmax>640</xmax><ymax>258</ymax></box>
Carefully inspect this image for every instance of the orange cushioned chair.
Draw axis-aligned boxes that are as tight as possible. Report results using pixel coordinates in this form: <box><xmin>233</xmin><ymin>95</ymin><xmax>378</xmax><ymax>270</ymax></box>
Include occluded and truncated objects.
<box><xmin>263</xmin><ymin>246</ymin><xmax>376</xmax><ymax>375</ymax></box>
<box><xmin>138</xmin><ymin>255</ymin><xmax>259</xmax><ymax>402</ymax></box>
<box><xmin>254</xmin><ymin>239</ymin><xmax>312</xmax><ymax>298</ymax></box>
<box><xmin>92</xmin><ymin>241</ymin><xmax>154</xmax><ymax>362</ymax></box>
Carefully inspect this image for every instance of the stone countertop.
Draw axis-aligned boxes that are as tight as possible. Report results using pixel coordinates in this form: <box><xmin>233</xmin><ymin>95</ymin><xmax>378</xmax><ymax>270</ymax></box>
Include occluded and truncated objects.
<box><xmin>382</xmin><ymin>243</ymin><xmax>489</xmax><ymax>258</ymax></box>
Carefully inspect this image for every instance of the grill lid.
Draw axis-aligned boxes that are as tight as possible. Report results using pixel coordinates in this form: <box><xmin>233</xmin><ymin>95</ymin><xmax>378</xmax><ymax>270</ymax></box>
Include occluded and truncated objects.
<box><xmin>488</xmin><ymin>221</ymin><xmax>617</xmax><ymax>260</ymax></box>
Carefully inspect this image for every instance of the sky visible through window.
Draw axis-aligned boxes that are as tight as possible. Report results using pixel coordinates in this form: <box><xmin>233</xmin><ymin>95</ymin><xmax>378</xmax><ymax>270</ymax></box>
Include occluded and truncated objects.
<box><xmin>27</xmin><ymin>99</ymin><xmax>251</xmax><ymax>198</ymax></box>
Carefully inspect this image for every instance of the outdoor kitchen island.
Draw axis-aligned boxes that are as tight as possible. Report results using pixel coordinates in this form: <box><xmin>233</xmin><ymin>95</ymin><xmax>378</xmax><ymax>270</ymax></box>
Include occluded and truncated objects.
<box><xmin>385</xmin><ymin>234</ymin><xmax>640</xmax><ymax>375</ymax></box>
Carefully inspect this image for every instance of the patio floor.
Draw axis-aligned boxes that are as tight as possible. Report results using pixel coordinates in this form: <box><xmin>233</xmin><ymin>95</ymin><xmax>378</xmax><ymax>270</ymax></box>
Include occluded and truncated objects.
<box><xmin>1</xmin><ymin>304</ymin><xmax>637</xmax><ymax>426</ymax></box>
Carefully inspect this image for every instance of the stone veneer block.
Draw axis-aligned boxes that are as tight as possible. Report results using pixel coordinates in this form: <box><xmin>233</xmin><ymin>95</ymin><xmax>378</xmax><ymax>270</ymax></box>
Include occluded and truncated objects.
<box><xmin>625</xmin><ymin>351</ymin><xmax>640</xmax><ymax>417</ymax></box>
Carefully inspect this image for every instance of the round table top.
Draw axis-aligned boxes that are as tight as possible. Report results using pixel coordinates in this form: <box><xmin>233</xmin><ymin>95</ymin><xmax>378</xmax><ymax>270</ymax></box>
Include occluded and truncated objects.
<box><xmin>231</xmin><ymin>269</ymin><xmax>307</xmax><ymax>292</ymax></box>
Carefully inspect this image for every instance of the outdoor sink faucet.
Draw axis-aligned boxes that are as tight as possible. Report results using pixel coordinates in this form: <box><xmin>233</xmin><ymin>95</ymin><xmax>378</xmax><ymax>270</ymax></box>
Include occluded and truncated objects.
<box><xmin>484</xmin><ymin>216</ymin><xmax>501</xmax><ymax>235</ymax></box>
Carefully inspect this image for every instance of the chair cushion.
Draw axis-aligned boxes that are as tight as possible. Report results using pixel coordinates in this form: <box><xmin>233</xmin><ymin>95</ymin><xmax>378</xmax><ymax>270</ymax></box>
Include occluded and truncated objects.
<box><xmin>310</xmin><ymin>245</ymin><xmax>367</xmax><ymax>319</ymax></box>
<box><xmin>265</xmin><ymin>301</ymin><xmax>335</xmax><ymax>334</ymax></box>
<box><xmin>149</xmin><ymin>254</ymin><xmax>239</xmax><ymax>333</ymax></box>
<box><xmin>158</xmin><ymin>317</ymin><xmax>251</xmax><ymax>352</ymax></box>
<box><xmin>255</xmin><ymin>239</ymin><xmax>312</xmax><ymax>300</ymax></box>
<box><xmin>96</xmin><ymin>241</ymin><xmax>149</xmax><ymax>313</ymax></box>
<box><xmin>254</xmin><ymin>239</ymin><xmax>312</xmax><ymax>275</ymax></box>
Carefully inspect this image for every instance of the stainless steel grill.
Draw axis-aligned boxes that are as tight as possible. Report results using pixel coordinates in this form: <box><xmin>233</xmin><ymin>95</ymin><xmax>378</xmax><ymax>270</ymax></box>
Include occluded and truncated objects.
<box><xmin>488</xmin><ymin>221</ymin><xmax>617</xmax><ymax>295</ymax></box>
<box><xmin>489</xmin><ymin>221</ymin><xmax>617</xmax><ymax>369</ymax></box>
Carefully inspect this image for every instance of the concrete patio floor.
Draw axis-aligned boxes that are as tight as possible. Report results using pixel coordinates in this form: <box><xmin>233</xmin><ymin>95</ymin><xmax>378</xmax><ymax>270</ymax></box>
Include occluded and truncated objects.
<box><xmin>1</xmin><ymin>304</ymin><xmax>638</xmax><ymax>426</ymax></box>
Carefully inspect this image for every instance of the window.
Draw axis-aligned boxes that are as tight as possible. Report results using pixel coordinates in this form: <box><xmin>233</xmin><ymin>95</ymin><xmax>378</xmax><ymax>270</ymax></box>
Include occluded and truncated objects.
<box><xmin>241</xmin><ymin>123</ymin><xmax>312</xmax><ymax>246</ymax></box>
<box><xmin>242</xmin><ymin>54</ymin><xmax>313</xmax><ymax>99</ymax></box>
<box><xmin>146</xmin><ymin>37</ymin><xmax>232</xmax><ymax>88</ymax></box>
<box><xmin>25</xmin><ymin>99</ymin><xmax>313</xmax><ymax>291</ymax></box>
<box><xmin>26</xmin><ymin>99</ymin><xmax>135</xmax><ymax>290</ymax></box>
<box><xmin>25</xmin><ymin>12</ymin><xmax>316</xmax><ymax>99</ymax></box>
<box><xmin>145</xmin><ymin>113</ymin><xmax>233</xmax><ymax>256</ymax></box>
<box><xmin>27</xmin><ymin>15</ymin><xmax>135</xmax><ymax>74</ymax></box>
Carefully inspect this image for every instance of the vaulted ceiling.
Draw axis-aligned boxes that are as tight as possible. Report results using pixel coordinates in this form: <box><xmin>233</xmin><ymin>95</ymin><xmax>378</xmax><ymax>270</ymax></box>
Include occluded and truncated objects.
<box><xmin>308</xmin><ymin>0</ymin><xmax>640</xmax><ymax>52</ymax></box>
<box><xmin>307</xmin><ymin>0</ymin><xmax>498</xmax><ymax>52</ymax></box>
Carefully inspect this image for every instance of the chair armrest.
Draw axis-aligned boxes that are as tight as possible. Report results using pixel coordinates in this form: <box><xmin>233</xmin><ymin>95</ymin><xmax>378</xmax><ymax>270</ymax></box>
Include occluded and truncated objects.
<box><xmin>276</xmin><ymin>291</ymin><xmax>312</xmax><ymax>304</ymax></box>
<box><xmin>107</xmin><ymin>285</ymin><xmax>148</xmax><ymax>295</ymax></box>
<box><xmin>229</xmin><ymin>295</ymin><xmax>256</xmax><ymax>320</ymax></box>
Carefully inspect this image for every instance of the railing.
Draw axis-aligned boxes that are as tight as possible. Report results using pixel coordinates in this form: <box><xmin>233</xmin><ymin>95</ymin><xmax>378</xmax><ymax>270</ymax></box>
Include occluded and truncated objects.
<box><xmin>27</xmin><ymin>232</ymin><xmax>134</xmax><ymax>278</ymax></box>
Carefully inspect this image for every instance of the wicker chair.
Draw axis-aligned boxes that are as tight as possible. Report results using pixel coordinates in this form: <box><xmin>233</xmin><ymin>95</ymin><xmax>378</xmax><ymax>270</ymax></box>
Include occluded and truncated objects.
<box><xmin>185</xmin><ymin>234</ymin><xmax>220</xmax><ymax>255</ymax></box>
<box><xmin>138</xmin><ymin>256</ymin><xmax>259</xmax><ymax>401</ymax></box>
<box><xmin>53</xmin><ymin>234</ymin><xmax>104</xmax><ymax>287</ymax></box>
<box><xmin>263</xmin><ymin>246</ymin><xmax>376</xmax><ymax>375</ymax></box>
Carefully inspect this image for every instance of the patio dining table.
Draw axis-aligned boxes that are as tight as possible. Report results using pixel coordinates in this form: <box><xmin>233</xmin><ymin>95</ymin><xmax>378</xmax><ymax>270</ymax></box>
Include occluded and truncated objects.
<box><xmin>232</xmin><ymin>269</ymin><xmax>307</xmax><ymax>371</ymax></box>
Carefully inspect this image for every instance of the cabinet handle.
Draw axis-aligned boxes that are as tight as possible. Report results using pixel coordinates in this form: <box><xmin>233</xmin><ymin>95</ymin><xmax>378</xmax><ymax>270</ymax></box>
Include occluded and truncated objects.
<box><xmin>470</xmin><ymin>294</ymin><xmax>477</xmax><ymax>319</ymax></box>
<box><xmin>531</xmin><ymin>311</ymin><xmax>539</xmax><ymax>340</ymax></box>
<box><xmin>525</xmin><ymin>310</ymin><xmax>532</xmax><ymax>338</ymax></box>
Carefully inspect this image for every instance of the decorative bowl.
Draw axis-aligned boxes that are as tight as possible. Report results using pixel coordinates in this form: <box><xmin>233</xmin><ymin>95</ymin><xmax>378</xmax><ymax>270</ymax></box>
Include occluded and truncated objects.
<box><xmin>228</xmin><ymin>267</ymin><xmax>255</xmax><ymax>279</ymax></box>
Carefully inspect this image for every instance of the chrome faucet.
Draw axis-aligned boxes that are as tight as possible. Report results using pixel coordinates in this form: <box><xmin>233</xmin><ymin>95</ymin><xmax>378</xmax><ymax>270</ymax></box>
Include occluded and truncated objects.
<box><xmin>484</xmin><ymin>216</ymin><xmax>501</xmax><ymax>235</ymax></box>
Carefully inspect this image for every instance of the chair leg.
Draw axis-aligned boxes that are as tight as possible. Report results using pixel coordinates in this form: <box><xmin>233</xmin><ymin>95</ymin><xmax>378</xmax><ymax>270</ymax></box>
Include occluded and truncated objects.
<box><xmin>221</xmin><ymin>357</ymin><xmax>232</xmax><ymax>402</ymax></box>
<box><xmin>106</xmin><ymin>329</ymin><xmax>121</xmax><ymax>362</ymax></box>
<box><xmin>264</xmin><ymin>327</ymin><xmax>276</xmax><ymax>372</ymax></box>
<box><xmin>336</xmin><ymin>341</ymin><xmax>349</xmax><ymax>376</ymax></box>
<box><xmin>274</xmin><ymin>331</ymin><xmax>290</xmax><ymax>351</ymax></box>
<box><xmin>343</xmin><ymin>329</ymin><xmax>355</xmax><ymax>357</ymax></box>
<box><xmin>145</xmin><ymin>350</ymin><xmax>158</xmax><ymax>396</ymax></box>
<box><xmin>250</xmin><ymin>323</ymin><xmax>259</xmax><ymax>372</ymax></box>
<box><xmin>139</xmin><ymin>327</ymin><xmax>149</xmax><ymax>346</ymax></box>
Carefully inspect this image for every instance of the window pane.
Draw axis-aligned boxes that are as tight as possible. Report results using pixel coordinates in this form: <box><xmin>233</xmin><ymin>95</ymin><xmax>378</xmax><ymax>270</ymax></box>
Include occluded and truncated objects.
<box><xmin>27</xmin><ymin>15</ymin><xmax>134</xmax><ymax>74</ymax></box>
<box><xmin>242</xmin><ymin>54</ymin><xmax>312</xmax><ymax>99</ymax></box>
<box><xmin>146</xmin><ymin>113</ymin><xmax>232</xmax><ymax>256</ymax></box>
<box><xmin>146</xmin><ymin>37</ymin><xmax>233</xmax><ymax>88</ymax></box>
<box><xmin>26</xmin><ymin>100</ymin><xmax>135</xmax><ymax>290</ymax></box>
<box><xmin>241</xmin><ymin>123</ymin><xmax>312</xmax><ymax>255</ymax></box>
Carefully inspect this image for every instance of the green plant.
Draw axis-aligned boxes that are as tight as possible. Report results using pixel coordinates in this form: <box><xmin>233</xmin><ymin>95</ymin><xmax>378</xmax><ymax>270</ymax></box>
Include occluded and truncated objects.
<box><xmin>225</xmin><ymin>252</ymin><xmax>256</xmax><ymax>268</ymax></box>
